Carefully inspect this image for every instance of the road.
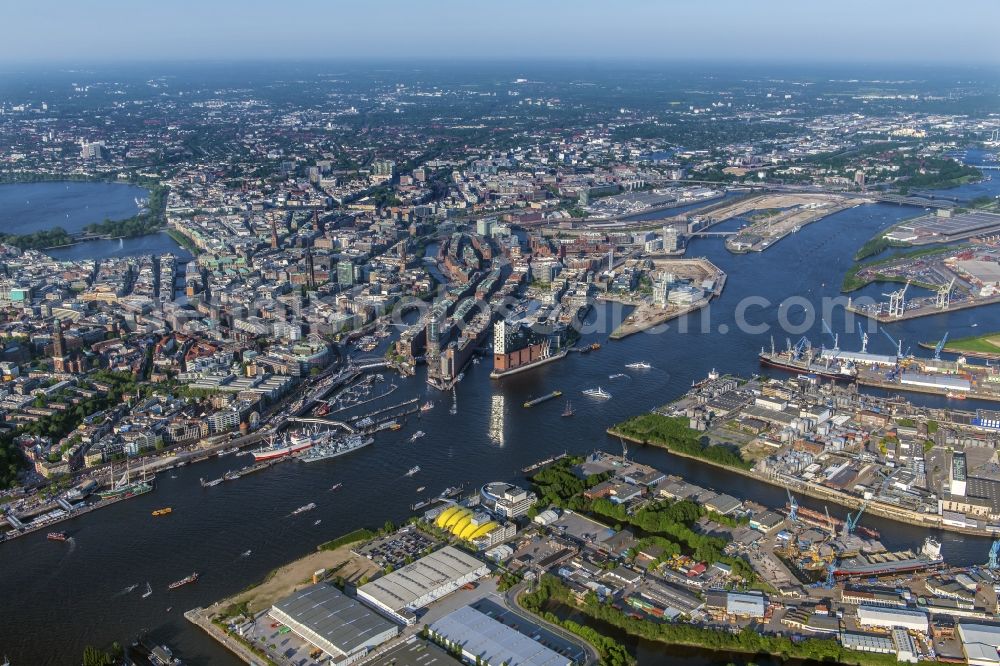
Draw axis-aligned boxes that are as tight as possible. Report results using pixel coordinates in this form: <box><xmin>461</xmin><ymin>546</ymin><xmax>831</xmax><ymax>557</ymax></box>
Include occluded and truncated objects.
<box><xmin>504</xmin><ymin>581</ymin><xmax>601</xmax><ymax>666</ymax></box>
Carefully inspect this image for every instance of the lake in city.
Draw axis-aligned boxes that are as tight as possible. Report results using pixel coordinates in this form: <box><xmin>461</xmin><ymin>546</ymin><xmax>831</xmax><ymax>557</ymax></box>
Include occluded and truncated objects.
<box><xmin>0</xmin><ymin>181</ymin><xmax>191</xmax><ymax>261</ymax></box>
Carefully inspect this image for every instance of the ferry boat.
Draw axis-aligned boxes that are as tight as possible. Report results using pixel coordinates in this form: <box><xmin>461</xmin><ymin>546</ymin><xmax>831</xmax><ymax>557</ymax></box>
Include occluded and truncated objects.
<box><xmin>167</xmin><ymin>572</ymin><xmax>199</xmax><ymax>590</ymax></box>
<box><xmin>47</xmin><ymin>531</ymin><xmax>68</xmax><ymax>542</ymax></box>
<box><xmin>405</xmin><ymin>465</ymin><xmax>421</xmax><ymax>477</ymax></box>
<box><xmin>419</xmin><ymin>401</ymin><xmax>434</xmax><ymax>413</ymax></box>
<box><xmin>625</xmin><ymin>361</ymin><xmax>652</xmax><ymax>369</ymax></box>
<box><xmin>582</xmin><ymin>386</ymin><xmax>612</xmax><ymax>399</ymax></box>
<box><xmin>409</xmin><ymin>431</ymin><xmax>426</xmax><ymax>442</ymax></box>
<box><xmin>291</xmin><ymin>502</ymin><xmax>316</xmax><ymax>515</ymax></box>
<box><xmin>151</xmin><ymin>507</ymin><xmax>173</xmax><ymax>517</ymax></box>
<box><xmin>298</xmin><ymin>435</ymin><xmax>373</xmax><ymax>463</ymax></box>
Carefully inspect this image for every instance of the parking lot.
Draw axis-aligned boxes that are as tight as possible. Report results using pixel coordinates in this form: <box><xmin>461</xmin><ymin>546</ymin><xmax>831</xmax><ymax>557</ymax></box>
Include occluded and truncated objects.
<box><xmin>357</xmin><ymin>525</ymin><xmax>440</xmax><ymax>568</ymax></box>
<box><xmin>243</xmin><ymin>610</ymin><xmax>328</xmax><ymax>666</ymax></box>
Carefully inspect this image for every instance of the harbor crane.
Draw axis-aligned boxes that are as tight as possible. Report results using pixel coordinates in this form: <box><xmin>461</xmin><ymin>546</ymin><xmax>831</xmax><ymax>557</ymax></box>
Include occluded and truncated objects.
<box><xmin>936</xmin><ymin>278</ymin><xmax>956</xmax><ymax>309</ymax></box>
<box><xmin>934</xmin><ymin>331</ymin><xmax>950</xmax><ymax>361</ymax></box>
<box><xmin>786</xmin><ymin>488</ymin><xmax>798</xmax><ymax>522</ymax></box>
<box><xmin>843</xmin><ymin>497</ymin><xmax>870</xmax><ymax>538</ymax></box>
<box><xmin>821</xmin><ymin>319</ymin><xmax>839</xmax><ymax>351</ymax></box>
<box><xmin>990</xmin><ymin>540</ymin><xmax>1000</xmax><ymax>569</ymax></box>
<box><xmin>880</xmin><ymin>327</ymin><xmax>904</xmax><ymax>358</ymax></box>
<box><xmin>857</xmin><ymin>322</ymin><xmax>869</xmax><ymax>354</ymax></box>
<box><xmin>883</xmin><ymin>279</ymin><xmax>910</xmax><ymax>318</ymax></box>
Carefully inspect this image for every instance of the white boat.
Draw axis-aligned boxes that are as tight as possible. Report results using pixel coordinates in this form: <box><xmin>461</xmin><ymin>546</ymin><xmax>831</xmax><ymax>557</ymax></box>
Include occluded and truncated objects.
<box><xmin>609</xmin><ymin>373</ymin><xmax>628</xmax><ymax>380</ymax></box>
<box><xmin>240</xmin><ymin>550</ymin><xmax>252</xmax><ymax>558</ymax></box>
<box><xmin>405</xmin><ymin>465</ymin><xmax>421</xmax><ymax>477</ymax></box>
<box><xmin>142</xmin><ymin>582</ymin><xmax>153</xmax><ymax>599</ymax></box>
<box><xmin>582</xmin><ymin>387</ymin><xmax>612</xmax><ymax>399</ymax></box>
<box><xmin>290</xmin><ymin>502</ymin><xmax>316</xmax><ymax>516</ymax></box>
<box><xmin>625</xmin><ymin>361</ymin><xmax>652</xmax><ymax>369</ymax></box>
<box><xmin>409</xmin><ymin>430</ymin><xmax>425</xmax><ymax>442</ymax></box>
<box><xmin>416</xmin><ymin>486</ymin><xmax>426</xmax><ymax>492</ymax></box>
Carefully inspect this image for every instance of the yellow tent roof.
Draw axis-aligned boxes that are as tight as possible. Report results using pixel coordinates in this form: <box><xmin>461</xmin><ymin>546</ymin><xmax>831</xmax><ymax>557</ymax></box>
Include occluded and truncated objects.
<box><xmin>468</xmin><ymin>522</ymin><xmax>498</xmax><ymax>540</ymax></box>
<box><xmin>444</xmin><ymin>508</ymin><xmax>471</xmax><ymax>530</ymax></box>
<box><xmin>435</xmin><ymin>506</ymin><xmax>461</xmax><ymax>529</ymax></box>
<box><xmin>451</xmin><ymin>515</ymin><xmax>474</xmax><ymax>537</ymax></box>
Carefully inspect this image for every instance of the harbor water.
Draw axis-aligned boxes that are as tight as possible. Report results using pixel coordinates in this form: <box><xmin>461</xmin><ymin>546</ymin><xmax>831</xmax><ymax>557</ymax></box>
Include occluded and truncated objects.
<box><xmin>2</xmin><ymin>176</ymin><xmax>1000</xmax><ymax>663</ymax></box>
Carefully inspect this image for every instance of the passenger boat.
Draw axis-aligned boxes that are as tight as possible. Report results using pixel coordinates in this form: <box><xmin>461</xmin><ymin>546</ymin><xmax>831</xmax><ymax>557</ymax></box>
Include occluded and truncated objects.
<box><xmin>151</xmin><ymin>507</ymin><xmax>173</xmax><ymax>517</ymax></box>
<box><xmin>625</xmin><ymin>361</ymin><xmax>652</xmax><ymax>369</ymax></box>
<box><xmin>47</xmin><ymin>531</ymin><xmax>68</xmax><ymax>542</ymax></box>
<box><xmin>582</xmin><ymin>386</ymin><xmax>612</xmax><ymax>399</ymax></box>
<box><xmin>419</xmin><ymin>401</ymin><xmax>434</xmax><ymax>413</ymax></box>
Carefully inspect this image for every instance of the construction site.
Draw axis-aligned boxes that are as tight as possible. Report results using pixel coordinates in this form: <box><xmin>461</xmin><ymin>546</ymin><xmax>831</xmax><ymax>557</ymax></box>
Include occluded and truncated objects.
<box><xmin>605</xmin><ymin>256</ymin><xmax>726</xmax><ymax>339</ymax></box>
<box><xmin>717</xmin><ymin>193</ymin><xmax>864</xmax><ymax>253</ymax></box>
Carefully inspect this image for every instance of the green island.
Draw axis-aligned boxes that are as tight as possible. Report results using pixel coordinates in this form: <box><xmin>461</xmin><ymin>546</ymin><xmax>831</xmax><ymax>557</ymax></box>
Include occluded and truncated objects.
<box><xmin>609</xmin><ymin>413</ymin><xmax>752</xmax><ymax>470</ymax></box>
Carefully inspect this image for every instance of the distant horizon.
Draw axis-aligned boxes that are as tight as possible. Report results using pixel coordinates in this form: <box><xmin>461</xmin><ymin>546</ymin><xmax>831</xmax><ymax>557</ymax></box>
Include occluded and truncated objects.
<box><xmin>4</xmin><ymin>0</ymin><xmax>999</xmax><ymax>66</ymax></box>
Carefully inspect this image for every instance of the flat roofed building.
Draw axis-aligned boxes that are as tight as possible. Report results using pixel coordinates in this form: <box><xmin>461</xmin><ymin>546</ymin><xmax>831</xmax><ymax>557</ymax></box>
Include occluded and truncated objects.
<box><xmin>358</xmin><ymin>546</ymin><xmax>488</xmax><ymax>625</ymax></box>
<box><xmin>726</xmin><ymin>591</ymin><xmax>766</xmax><ymax>618</ymax></box>
<box><xmin>428</xmin><ymin>604</ymin><xmax>571</xmax><ymax>666</ymax></box>
<box><xmin>959</xmin><ymin>623</ymin><xmax>1000</xmax><ymax>666</ymax></box>
<box><xmin>856</xmin><ymin>605</ymin><xmax>928</xmax><ymax>633</ymax></box>
<box><xmin>270</xmin><ymin>583</ymin><xmax>398</xmax><ymax>663</ymax></box>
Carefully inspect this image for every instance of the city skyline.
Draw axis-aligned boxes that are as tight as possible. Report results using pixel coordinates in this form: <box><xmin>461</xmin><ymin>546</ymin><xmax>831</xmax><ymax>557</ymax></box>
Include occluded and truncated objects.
<box><xmin>3</xmin><ymin>0</ymin><xmax>999</xmax><ymax>65</ymax></box>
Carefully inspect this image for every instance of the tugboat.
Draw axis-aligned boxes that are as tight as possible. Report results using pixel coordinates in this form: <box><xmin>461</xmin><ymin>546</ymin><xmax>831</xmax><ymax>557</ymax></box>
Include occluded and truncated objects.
<box><xmin>167</xmin><ymin>572</ymin><xmax>199</xmax><ymax>590</ymax></box>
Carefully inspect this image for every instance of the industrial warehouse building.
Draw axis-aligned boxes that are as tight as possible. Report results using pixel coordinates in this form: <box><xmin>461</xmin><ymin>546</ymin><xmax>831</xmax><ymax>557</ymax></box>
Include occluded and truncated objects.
<box><xmin>958</xmin><ymin>623</ymin><xmax>1000</xmax><ymax>666</ymax></box>
<box><xmin>856</xmin><ymin>605</ymin><xmax>929</xmax><ymax>633</ymax></box>
<box><xmin>358</xmin><ymin>546</ymin><xmax>489</xmax><ymax>625</ymax></box>
<box><xmin>428</xmin><ymin>604</ymin><xmax>573</xmax><ymax>666</ymax></box>
<box><xmin>270</xmin><ymin>583</ymin><xmax>399</xmax><ymax>663</ymax></box>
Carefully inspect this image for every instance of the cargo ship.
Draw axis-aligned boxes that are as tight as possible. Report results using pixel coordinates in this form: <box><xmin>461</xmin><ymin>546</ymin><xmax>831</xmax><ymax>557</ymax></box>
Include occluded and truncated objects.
<box><xmin>167</xmin><ymin>572</ymin><xmax>199</xmax><ymax>589</ymax></box>
<box><xmin>298</xmin><ymin>435</ymin><xmax>373</xmax><ymax>463</ymax></box>
<box><xmin>759</xmin><ymin>345</ymin><xmax>857</xmax><ymax>382</ymax></box>
<box><xmin>832</xmin><ymin>538</ymin><xmax>942</xmax><ymax>579</ymax></box>
<box><xmin>251</xmin><ymin>431</ymin><xmax>324</xmax><ymax>462</ymax></box>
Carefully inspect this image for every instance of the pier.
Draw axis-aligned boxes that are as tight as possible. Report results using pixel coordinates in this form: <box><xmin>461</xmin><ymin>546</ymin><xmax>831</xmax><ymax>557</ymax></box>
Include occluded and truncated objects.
<box><xmin>521</xmin><ymin>451</ymin><xmax>569</xmax><ymax>474</ymax></box>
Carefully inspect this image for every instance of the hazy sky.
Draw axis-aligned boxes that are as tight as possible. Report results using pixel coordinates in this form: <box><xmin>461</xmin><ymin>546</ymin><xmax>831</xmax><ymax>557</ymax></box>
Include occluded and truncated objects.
<box><xmin>5</xmin><ymin>0</ymin><xmax>999</xmax><ymax>65</ymax></box>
